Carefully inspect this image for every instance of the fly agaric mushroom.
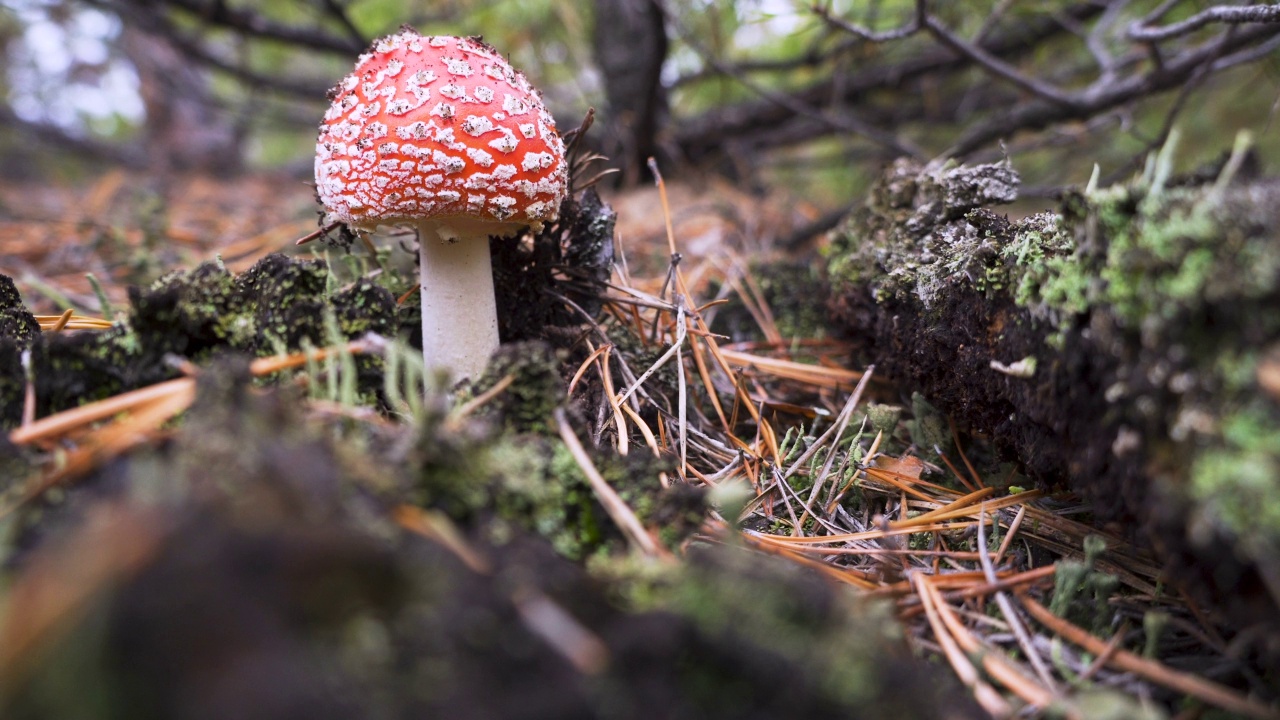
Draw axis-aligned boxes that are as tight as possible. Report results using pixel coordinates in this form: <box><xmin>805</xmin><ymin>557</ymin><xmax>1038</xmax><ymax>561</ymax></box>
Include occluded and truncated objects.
<box><xmin>315</xmin><ymin>30</ymin><xmax>568</xmax><ymax>384</ymax></box>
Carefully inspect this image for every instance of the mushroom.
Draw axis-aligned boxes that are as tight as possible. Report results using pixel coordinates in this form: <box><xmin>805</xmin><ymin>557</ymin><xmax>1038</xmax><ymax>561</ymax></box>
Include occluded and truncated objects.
<box><xmin>315</xmin><ymin>30</ymin><xmax>568</xmax><ymax>384</ymax></box>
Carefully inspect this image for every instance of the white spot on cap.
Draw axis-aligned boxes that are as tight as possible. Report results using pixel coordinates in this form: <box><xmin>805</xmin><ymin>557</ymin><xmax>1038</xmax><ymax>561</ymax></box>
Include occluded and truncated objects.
<box><xmin>465</xmin><ymin>172</ymin><xmax>493</xmax><ymax>190</ymax></box>
<box><xmin>461</xmin><ymin>115</ymin><xmax>495</xmax><ymax>136</ymax></box>
<box><xmin>518</xmin><ymin>123</ymin><xmax>536</xmax><ymax>139</ymax></box>
<box><xmin>385</xmin><ymin>59</ymin><xmax>404</xmax><ymax>76</ymax></box>
<box><xmin>396</xmin><ymin>121</ymin><xmax>430</xmax><ymax>140</ymax></box>
<box><xmin>408</xmin><ymin>69</ymin><xmax>435</xmax><ymax>85</ymax></box>
<box><xmin>387</xmin><ymin>99</ymin><xmax>413</xmax><ymax>115</ymax></box>
<box><xmin>439</xmin><ymin>83</ymin><xmax>467</xmax><ymax>100</ymax></box>
<box><xmin>491</xmin><ymin>195</ymin><xmax>517</xmax><ymax>219</ymax></box>
<box><xmin>503</xmin><ymin>94</ymin><xmax>530</xmax><ymax>116</ymax></box>
<box><xmin>525</xmin><ymin>201</ymin><xmax>549</xmax><ymax>219</ymax></box>
<box><xmin>429</xmin><ymin>36</ymin><xmax>449</xmax><ymax>47</ymax></box>
<box><xmin>444</xmin><ymin>58</ymin><xmax>474</xmax><ymax>76</ymax></box>
<box><xmin>492</xmin><ymin>164</ymin><xmax>517</xmax><ymax>181</ymax></box>
<box><xmin>521</xmin><ymin>151</ymin><xmax>554</xmax><ymax>172</ymax></box>
<box><xmin>489</xmin><ymin>131</ymin><xmax>519</xmax><ymax>154</ymax></box>
<box><xmin>432</xmin><ymin>150</ymin><xmax>465</xmax><ymax>174</ymax></box>
<box><xmin>466</xmin><ymin>147</ymin><xmax>495</xmax><ymax>167</ymax></box>
<box><xmin>430</xmin><ymin>102</ymin><xmax>455</xmax><ymax>119</ymax></box>
<box><xmin>474</xmin><ymin>86</ymin><xmax>494</xmax><ymax>103</ymax></box>
<box><xmin>438</xmin><ymin>189</ymin><xmax>461</xmax><ymax>202</ymax></box>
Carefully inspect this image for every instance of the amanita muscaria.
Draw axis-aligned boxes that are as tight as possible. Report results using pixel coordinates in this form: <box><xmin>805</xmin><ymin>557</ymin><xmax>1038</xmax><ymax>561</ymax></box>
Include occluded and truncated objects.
<box><xmin>315</xmin><ymin>29</ymin><xmax>568</xmax><ymax>384</ymax></box>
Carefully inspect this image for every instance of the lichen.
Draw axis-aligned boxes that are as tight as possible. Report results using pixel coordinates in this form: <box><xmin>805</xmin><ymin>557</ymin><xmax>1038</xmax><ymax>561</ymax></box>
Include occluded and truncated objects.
<box><xmin>826</xmin><ymin>158</ymin><xmax>1020</xmax><ymax>316</ymax></box>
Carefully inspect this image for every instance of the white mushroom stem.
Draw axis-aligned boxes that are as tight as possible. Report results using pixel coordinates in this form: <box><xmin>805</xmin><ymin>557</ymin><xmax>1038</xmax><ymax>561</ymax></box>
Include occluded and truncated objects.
<box><xmin>416</xmin><ymin>218</ymin><xmax>522</xmax><ymax>385</ymax></box>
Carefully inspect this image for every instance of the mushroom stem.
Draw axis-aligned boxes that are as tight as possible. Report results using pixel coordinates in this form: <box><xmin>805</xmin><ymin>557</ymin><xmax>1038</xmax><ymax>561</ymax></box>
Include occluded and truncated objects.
<box><xmin>417</xmin><ymin>222</ymin><xmax>499</xmax><ymax>385</ymax></box>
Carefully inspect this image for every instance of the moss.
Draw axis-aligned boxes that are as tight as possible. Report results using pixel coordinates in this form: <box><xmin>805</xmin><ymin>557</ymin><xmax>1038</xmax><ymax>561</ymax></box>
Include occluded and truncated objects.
<box><xmin>710</xmin><ymin>262</ymin><xmax>832</xmax><ymax>343</ymax></box>
<box><xmin>0</xmin><ymin>274</ymin><xmax>40</xmax><ymax>349</ymax></box>
<box><xmin>1190</xmin><ymin>402</ymin><xmax>1280</xmax><ymax>546</ymax></box>
<box><xmin>489</xmin><ymin>438</ymin><xmax>605</xmax><ymax>560</ymax></box>
<box><xmin>470</xmin><ymin>340</ymin><xmax>565</xmax><ymax>435</ymax></box>
<box><xmin>905</xmin><ymin>392</ymin><xmax>952</xmax><ymax>461</ymax></box>
<box><xmin>234</xmin><ymin>254</ymin><xmax>330</xmax><ymax>350</ymax></box>
<box><xmin>644</xmin><ymin>547</ymin><xmax>968</xmax><ymax>715</ymax></box>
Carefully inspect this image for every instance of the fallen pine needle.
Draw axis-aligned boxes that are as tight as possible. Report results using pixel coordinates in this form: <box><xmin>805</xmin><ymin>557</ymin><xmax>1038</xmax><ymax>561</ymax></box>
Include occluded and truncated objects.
<box><xmin>554</xmin><ymin>407</ymin><xmax>662</xmax><ymax>558</ymax></box>
<box><xmin>1021</xmin><ymin>595</ymin><xmax>1280</xmax><ymax>720</ymax></box>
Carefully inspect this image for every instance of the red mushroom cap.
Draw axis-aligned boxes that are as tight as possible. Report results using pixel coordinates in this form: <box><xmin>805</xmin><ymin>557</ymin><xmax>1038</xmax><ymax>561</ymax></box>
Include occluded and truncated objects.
<box><xmin>315</xmin><ymin>31</ymin><xmax>568</xmax><ymax>231</ymax></box>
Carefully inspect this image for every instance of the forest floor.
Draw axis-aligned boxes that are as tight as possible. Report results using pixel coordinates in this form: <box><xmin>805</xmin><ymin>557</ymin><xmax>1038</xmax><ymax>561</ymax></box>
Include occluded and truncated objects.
<box><xmin>0</xmin><ymin>166</ymin><xmax>1276</xmax><ymax>719</ymax></box>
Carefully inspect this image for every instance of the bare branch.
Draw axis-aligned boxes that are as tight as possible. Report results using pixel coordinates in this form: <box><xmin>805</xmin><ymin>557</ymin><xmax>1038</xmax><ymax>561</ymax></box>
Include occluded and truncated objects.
<box><xmin>922</xmin><ymin>13</ymin><xmax>1075</xmax><ymax>106</ymax></box>
<box><xmin>668</xmin><ymin>4</ymin><xmax>928</xmax><ymax>161</ymax></box>
<box><xmin>103</xmin><ymin>2</ymin><xmax>333</xmax><ymax>99</ymax></box>
<box><xmin>675</xmin><ymin>3</ymin><xmax>1108</xmax><ymax>160</ymax></box>
<box><xmin>1129</xmin><ymin>2</ymin><xmax>1280</xmax><ymax>42</ymax></box>
<box><xmin>90</xmin><ymin>0</ymin><xmax>364</xmax><ymax>54</ymax></box>
<box><xmin>810</xmin><ymin>1</ymin><xmax>924</xmax><ymax>43</ymax></box>
<box><xmin>949</xmin><ymin>21</ymin><xmax>1280</xmax><ymax>157</ymax></box>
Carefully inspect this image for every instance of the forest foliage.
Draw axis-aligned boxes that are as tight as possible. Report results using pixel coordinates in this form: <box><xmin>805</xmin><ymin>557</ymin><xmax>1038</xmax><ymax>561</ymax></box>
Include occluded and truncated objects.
<box><xmin>3</xmin><ymin>0</ymin><xmax>1279</xmax><ymax>209</ymax></box>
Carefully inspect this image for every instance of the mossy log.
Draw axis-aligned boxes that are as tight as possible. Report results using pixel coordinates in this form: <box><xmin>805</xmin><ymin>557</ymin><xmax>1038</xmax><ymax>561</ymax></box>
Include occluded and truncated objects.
<box><xmin>826</xmin><ymin>158</ymin><xmax>1280</xmax><ymax>662</ymax></box>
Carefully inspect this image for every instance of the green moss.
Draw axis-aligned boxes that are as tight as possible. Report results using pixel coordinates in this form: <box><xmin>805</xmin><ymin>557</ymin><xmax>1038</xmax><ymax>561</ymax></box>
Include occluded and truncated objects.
<box><xmin>905</xmin><ymin>392</ymin><xmax>951</xmax><ymax>460</ymax></box>
<box><xmin>1190</xmin><ymin>403</ymin><xmax>1280</xmax><ymax>545</ymax></box>
<box><xmin>646</xmin><ymin>548</ymin><xmax>937</xmax><ymax>711</ymax></box>
<box><xmin>469</xmin><ymin>341</ymin><xmax>565</xmax><ymax>434</ymax></box>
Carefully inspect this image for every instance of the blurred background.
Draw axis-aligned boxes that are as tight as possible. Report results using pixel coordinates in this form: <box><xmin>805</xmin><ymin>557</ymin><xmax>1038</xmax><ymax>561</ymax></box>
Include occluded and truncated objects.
<box><xmin>2</xmin><ymin>0</ymin><xmax>1279</xmax><ymax>261</ymax></box>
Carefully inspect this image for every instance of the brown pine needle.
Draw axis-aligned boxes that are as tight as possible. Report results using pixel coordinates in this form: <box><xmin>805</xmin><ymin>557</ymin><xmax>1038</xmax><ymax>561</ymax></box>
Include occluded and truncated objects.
<box><xmin>922</xmin><ymin>576</ymin><xmax>1058</xmax><ymax>710</ymax></box>
<box><xmin>393</xmin><ymin>505</ymin><xmax>492</xmax><ymax>575</ymax></box>
<box><xmin>716</xmin><ymin>348</ymin><xmax>864</xmax><ymax>388</ymax></box>
<box><xmin>35</xmin><ymin>313</ymin><xmax>114</xmax><ymax>331</ymax></box>
<box><xmin>10</xmin><ymin>377</ymin><xmax>195</xmax><ymax>446</ymax></box>
<box><xmin>1021</xmin><ymin>596</ymin><xmax>1280</xmax><ymax>720</ymax></box>
<box><xmin>889</xmin><ymin>487</ymin><xmax>998</xmax><ymax>528</ymax></box>
<box><xmin>448</xmin><ymin>373</ymin><xmax>516</xmax><ymax>426</ymax></box>
<box><xmin>915</xmin><ymin>573</ymin><xmax>1012</xmax><ymax>717</ymax></box>
<box><xmin>293</xmin><ymin>220</ymin><xmax>342</xmax><ymax>246</ymax></box>
<box><xmin>567</xmin><ymin>342</ymin><xmax>610</xmax><ymax>397</ymax></box>
<box><xmin>599</xmin><ymin>345</ymin><xmax>630</xmax><ymax>457</ymax></box>
<box><xmin>554</xmin><ymin>407</ymin><xmax>662</xmax><ymax>558</ymax></box>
